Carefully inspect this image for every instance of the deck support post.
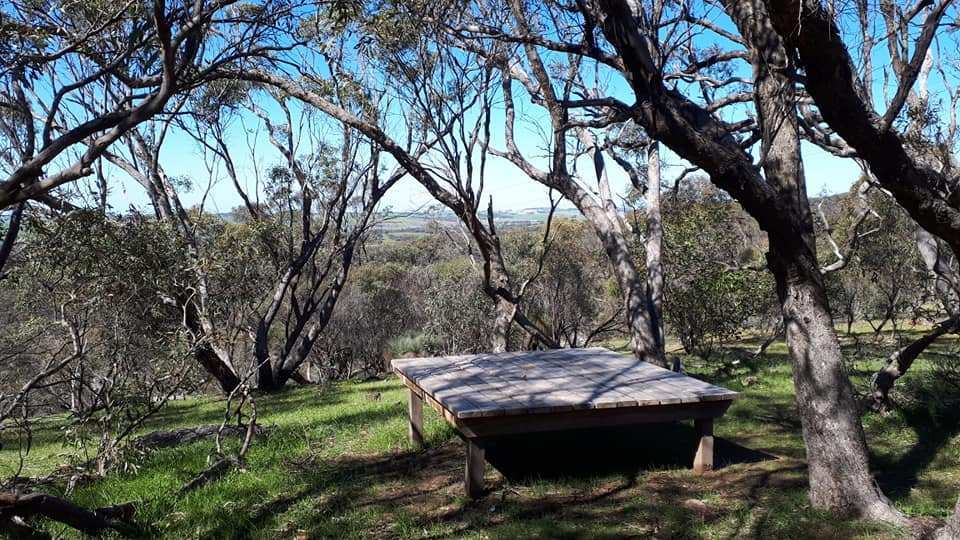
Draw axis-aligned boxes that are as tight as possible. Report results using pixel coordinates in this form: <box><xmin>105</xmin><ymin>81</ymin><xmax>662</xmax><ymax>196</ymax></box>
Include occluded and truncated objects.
<box><xmin>693</xmin><ymin>418</ymin><xmax>714</xmax><ymax>474</ymax></box>
<box><xmin>408</xmin><ymin>388</ymin><xmax>424</xmax><ymax>447</ymax></box>
<box><xmin>465</xmin><ymin>439</ymin><xmax>485</xmax><ymax>498</ymax></box>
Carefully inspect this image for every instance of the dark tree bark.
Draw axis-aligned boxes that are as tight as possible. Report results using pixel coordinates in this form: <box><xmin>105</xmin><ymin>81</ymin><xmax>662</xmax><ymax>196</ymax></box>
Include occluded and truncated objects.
<box><xmin>594</xmin><ymin>0</ymin><xmax>907</xmax><ymax>523</ymax></box>
<box><xmin>131</xmin><ymin>424</ymin><xmax>257</xmax><ymax>450</ymax></box>
<box><xmin>645</xmin><ymin>143</ymin><xmax>666</xmax><ymax>348</ymax></box>
<box><xmin>0</xmin><ymin>202</ymin><xmax>24</xmax><ymax>279</ymax></box>
<box><xmin>0</xmin><ymin>492</ymin><xmax>136</xmax><ymax>537</ymax></box>
<box><xmin>765</xmin><ymin>0</ymin><xmax>960</xmax><ymax>417</ymax></box>
<box><xmin>180</xmin><ymin>296</ymin><xmax>241</xmax><ymax>394</ymax></box>
<box><xmin>763</xmin><ymin>0</ymin><xmax>960</xmax><ymax>260</ymax></box>
<box><xmin>258</xmin><ymin>242</ymin><xmax>358</xmax><ymax>391</ymax></box>
<box><xmin>725</xmin><ymin>0</ymin><xmax>901</xmax><ymax>520</ymax></box>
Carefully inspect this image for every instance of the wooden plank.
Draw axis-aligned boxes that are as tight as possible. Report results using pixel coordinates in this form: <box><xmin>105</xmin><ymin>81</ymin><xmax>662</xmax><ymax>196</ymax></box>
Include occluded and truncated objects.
<box><xmin>542</xmin><ymin>350</ymin><xmax>671</xmax><ymax>406</ymax></box>
<box><xmin>450</xmin><ymin>361</ymin><xmax>546</xmax><ymax>418</ymax></box>
<box><xmin>694</xmin><ymin>418</ymin><xmax>714</xmax><ymax>474</ymax></box>
<box><xmin>407</xmin><ymin>387</ymin><xmax>424</xmax><ymax>447</ymax></box>
<box><xmin>405</xmin><ymin>361</ymin><xmax>494</xmax><ymax>417</ymax></box>
<box><xmin>395</xmin><ymin>348</ymin><xmax>737</xmax><ymax>420</ymax></box>
<box><xmin>569</xmin><ymin>355</ymin><xmax>736</xmax><ymax>406</ymax></box>
<box><xmin>462</xmin><ymin>354</ymin><xmax>615</xmax><ymax>415</ymax></box>
<box><xmin>458</xmin><ymin>400</ymin><xmax>733</xmax><ymax>438</ymax></box>
<box><xmin>396</xmin><ymin>370</ymin><xmax>469</xmax><ymax>431</ymax></box>
<box><xmin>465</xmin><ymin>439</ymin><xmax>485</xmax><ymax>499</ymax></box>
<box><xmin>533</xmin><ymin>351</ymin><xmax>640</xmax><ymax>409</ymax></box>
<box><xmin>399</xmin><ymin>354</ymin><xmax>541</xmax><ymax>417</ymax></box>
<box><xmin>509</xmin><ymin>351</ymin><xmax>640</xmax><ymax>409</ymax></box>
<box><xmin>458</xmin><ymin>353</ymin><xmax>582</xmax><ymax>415</ymax></box>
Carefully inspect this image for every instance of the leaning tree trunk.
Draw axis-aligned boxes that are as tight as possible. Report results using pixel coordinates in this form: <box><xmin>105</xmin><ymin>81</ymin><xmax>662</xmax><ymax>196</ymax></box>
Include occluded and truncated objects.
<box><xmin>563</xmin><ymin>180</ymin><xmax>666</xmax><ymax>367</ymax></box>
<box><xmin>573</xmin><ymin>130</ymin><xmax>666</xmax><ymax>366</ymax></box>
<box><xmin>594</xmin><ymin>0</ymin><xmax>907</xmax><ymax>523</ymax></box>
<box><xmin>181</xmin><ymin>297</ymin><xmax>241</xmax><ymax>394</ymax></box>
<box><xmin>770</xmin><ymin>249</ymin><xmax>905</xmax><ymax>522</ymax></box>
<box><xmin>916</xmin><ymin>229</ymin><xmax>959</xmax><ymax>317</ymax></box>
<box><xmin>645</xmin><ymin>142</ymin><xmax>666</xmax><ymax>348</ymax></box>
<box><xmin>0</xmin><ymin>201</ymin><xmax>24</xmax><ymax>279</ymax></box>
<box><xmin>725</xmin><ymin>0</ymin><xmax>905</xmax><ymax>523</ymax></box>
<box><xmin>490</xmin><ymin>295</ymin><xmax>516</xmax><ymax>353</ymax></box>
<box><xmin>473</xmin><ymin>206</ymin><xmax>559</xmax><ymax>352</ymax></box>
<box><xmin>485</xmin><ymin>245</ymin><xmax>516</xmax><ymax>353</ymax></box>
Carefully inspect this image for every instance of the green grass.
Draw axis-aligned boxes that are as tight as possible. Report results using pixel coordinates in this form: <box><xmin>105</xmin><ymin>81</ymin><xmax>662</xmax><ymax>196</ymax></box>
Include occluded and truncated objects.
<box><xmin>2</xmin><ymin>327</ymin><xmax>958</xmax><ymax>538</ymax></box>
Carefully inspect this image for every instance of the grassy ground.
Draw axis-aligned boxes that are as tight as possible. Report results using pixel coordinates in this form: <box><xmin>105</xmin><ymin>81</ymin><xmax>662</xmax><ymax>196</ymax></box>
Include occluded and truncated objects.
<box><xmin>2</xmin><ymin>326</ymin><xmax>959</xmax><ymax>539</ymax></box>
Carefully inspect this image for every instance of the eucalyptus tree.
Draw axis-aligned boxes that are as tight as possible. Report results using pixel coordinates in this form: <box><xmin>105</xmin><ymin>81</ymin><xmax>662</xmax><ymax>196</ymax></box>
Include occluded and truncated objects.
<box><xmin>761</xmin><ymin>1</ymin><xmax>960</xmax><ymax>530</ymax></box>
<box><xmin>485</xmin><ymin>0</ymin><xmax>910</xmax><ymax>522</ymax></box>
<box><xmin>235</xmin><ymin>5</ymin><xmax>563</xmax><ymax>353</ymax></box>
<box><xmin>761</xmin><ymin>0</ymin><xmax>960</xmax><ymax>255</ymax></box>
<box><xmin>433</xmin><ymin>1</ymin><xmax>676</xmax><ymax>365</ymax></box>
<box><xmin>102</xmin><ymin>88</ymin><xmax>400</xmax><ymax>392</ymax></box>
<box><xmin>802</xmin><ymin>0</ymin><xmax>960</xmax><ymax>407</ymax></box>
<box><xmin>0</xmin><ymin>0</ymin><xmax>298</xmax><ymax>276</ymax></box>
<box><xmin>373</xmin><ymin>20</ymin><xmax>562</xmax><ymax>351</ymax></box>
<box><xmin>242</xmin><ymin>95</ymin><xmax>403</xmax><ymax>391</ymax></box>
<box><xmin>585</xmin><ymin>0</ymin><xmax>959</xmax><ymax>526</ymax></box>
<box><xmin>739</xmin><ymin>0</ymin><xmax>960</xmax><ymax>408</ymax></box>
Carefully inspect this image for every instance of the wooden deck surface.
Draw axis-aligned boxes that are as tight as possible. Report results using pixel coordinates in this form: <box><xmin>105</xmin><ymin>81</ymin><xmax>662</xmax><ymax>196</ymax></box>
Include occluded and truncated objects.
<box><xmin>392</xmin><ymin>347</ymin><xmax>738</xmax><ymax>419</ymax></box>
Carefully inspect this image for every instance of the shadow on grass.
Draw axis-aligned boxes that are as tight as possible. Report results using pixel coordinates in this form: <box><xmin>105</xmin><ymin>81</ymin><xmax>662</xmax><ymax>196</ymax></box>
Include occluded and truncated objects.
<box><xmin>483</xmin><ymin>422</ymin><xmax>777</xmax><ymax>483</ymax></box>
<box><xmin>239</xmin><ymin>421</ymin><xmax>791</xmax><ymax>539</ymax></box>
<box><xmin>872</xmin><ymin>388</ymin><xmax>960</xmax><ymax>501</ymax></box>
<box><xmin>270</xmin><ymin>438</ymin><xmax>827</xmax><ymax>539</ymax></box>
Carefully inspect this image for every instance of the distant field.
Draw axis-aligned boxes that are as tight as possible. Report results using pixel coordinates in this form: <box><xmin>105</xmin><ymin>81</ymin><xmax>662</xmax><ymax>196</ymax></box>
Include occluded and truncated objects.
<box><xmin>374</xmin><ymin>208</ymin><xmax>583</xmax><ymax>239</ymax></box>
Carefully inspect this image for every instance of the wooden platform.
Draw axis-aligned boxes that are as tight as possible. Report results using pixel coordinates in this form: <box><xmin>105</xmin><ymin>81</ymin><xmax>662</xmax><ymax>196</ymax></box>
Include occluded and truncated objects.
<box><xmin>392</xmin><ymin>347</ymin><xmax>738</xmax><ymax>498</ymax></box>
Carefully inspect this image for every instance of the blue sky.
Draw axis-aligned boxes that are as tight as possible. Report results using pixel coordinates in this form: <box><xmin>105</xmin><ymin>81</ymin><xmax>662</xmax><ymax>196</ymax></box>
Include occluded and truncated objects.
<box><xmin>98</xmin><ymin>3</ymin><xmax>933</xmax><ymax>215</ymax></box>
<box><xmin>102</xmin><ymin>125</ymin><xmax>861</xmax><ymax>215</ymax></box>
<box><xmin>101</xmin><ymin>95</ymin><xmax>864</xmax><ymax>216</ymax></box>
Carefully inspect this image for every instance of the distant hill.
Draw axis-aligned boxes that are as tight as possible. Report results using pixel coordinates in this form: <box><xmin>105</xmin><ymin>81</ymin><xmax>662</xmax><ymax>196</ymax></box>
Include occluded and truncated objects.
<box><xmin>374</xmin><ymin>207</ymin><xmax>583</xmax><ymax>239</ymax></box>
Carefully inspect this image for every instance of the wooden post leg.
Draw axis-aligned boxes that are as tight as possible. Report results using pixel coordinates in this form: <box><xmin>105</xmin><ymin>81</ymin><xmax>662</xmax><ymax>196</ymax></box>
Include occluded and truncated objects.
<box><xmin>465</xmin><ymin>439</ymin><xmax>485</xmax><ymax>499</ymax></box>
<box><xmin>693</xmin><ymin>418</ymin><xmax>714</xmax><ymax>474</ymax></box>
<box><xmin>408</xmin><ymin>388</ymin><xmax>424</xmax><ymax>447</ymax></box>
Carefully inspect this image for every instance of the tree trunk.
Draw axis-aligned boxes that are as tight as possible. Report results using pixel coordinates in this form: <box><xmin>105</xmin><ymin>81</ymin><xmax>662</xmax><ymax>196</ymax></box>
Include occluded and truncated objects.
<box><xmin>770</xmin><ymin>251</ymin><xmax>904</xmax><ymax>522</ymax></box>
<box><xmin>564</xmin><ymin>182</ymin><xmax>666</xmax><ymax>366</ymax></box>
<box><xmin>933</xmin><ymin>497</ymin><xmax>960</xmax><ymax>539</ymax></box>
<box><xmin>0</xmin><ymin>492</ymin><xmax>136</xmax><ymax>536</ymax></box>
<box><xmin>259</xmin><ymin>241</ymin><xmax>359</xmax><ymax>391</ymax></box>
<box><xmin>915</xmin><ymin>229</ymin><xmax>959</xmax><ymax>317</ymax></box>
<box><xmin>624</xmin><ymin>270</ymin><xmax>665</xmax><ymax>365</ymax></box>
<box><xmin>491</xmin><ymin>296</ymin><xmax>516</xmax><ymax>352</ymax></box>
<box><xmin>0</xmin><ymin>201</ymin><xmax>24</xmax><ymax>279</ymax></box>
<box><xmin>764</xmin><ymin>0</ymin><xmax>960</xmax><ymax>261</ymax></box>
<box><xmin>725</xmin><ymin>0</ymin><xmax>906</xmax><ymax>523</ymax></box>
<box><xmin>181</xmin><ymin>298</ymin><xmax>241</xmax><ymax>394</ymax></box>
<box><xmin>256</xmin><ymin>351</ymin><xmax>276</xmax><ymax>391</ymax></box>
<box><xmin>596</xmin><ymin>0</ymin><xmax>907</xmax><ymax>523</ymax></box>
<box><xmin>645</xmin><ymin>142</ymin><xmax>666</xmax><ymax>348</ymax></box>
